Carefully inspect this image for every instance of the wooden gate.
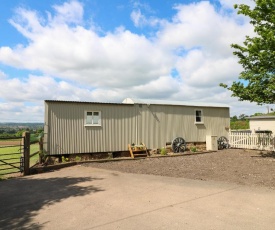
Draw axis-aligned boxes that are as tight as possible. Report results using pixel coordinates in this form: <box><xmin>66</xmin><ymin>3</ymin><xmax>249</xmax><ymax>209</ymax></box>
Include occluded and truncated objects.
<box><xmin>0</xmin><ymin>132</ymin><xmax>30</xmax><ymax>177</ymax></box>
<box><xmin>229</xmin><ymin>131</ymin><xmax>275</xmax><ymax>151</ymax></box>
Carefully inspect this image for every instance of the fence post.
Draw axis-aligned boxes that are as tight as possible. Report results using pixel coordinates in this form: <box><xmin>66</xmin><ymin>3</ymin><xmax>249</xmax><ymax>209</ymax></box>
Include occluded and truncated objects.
<box><xmin>39</xmin><ymin>137</ymin><xmax>43</xmax><ymax>164</ymax></box>
<box><xmin>23</xmin><ymin>132</ymin><xmax>30</xmax><ymax>175</ymax></box>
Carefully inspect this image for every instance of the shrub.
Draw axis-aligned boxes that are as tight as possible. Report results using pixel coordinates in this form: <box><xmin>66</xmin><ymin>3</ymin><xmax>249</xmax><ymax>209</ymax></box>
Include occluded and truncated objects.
<box><xmin>160</xmin><ymin>147</ymin><xmax>167</xmax><ymax>155</ymax></box>
<box><xmin>62</xmin><ymin>156</ymin><xmax>69</xmax><ymax>162</ymax></box>
<box><xmin>75</xmin><ymin>156</ymin><xmax>81</xmax><ymax>161</ymax></box>
<box><xmin>190</xmin><ymin>146</ymin><xmax>197</xmax><ymax>152</ymax></box>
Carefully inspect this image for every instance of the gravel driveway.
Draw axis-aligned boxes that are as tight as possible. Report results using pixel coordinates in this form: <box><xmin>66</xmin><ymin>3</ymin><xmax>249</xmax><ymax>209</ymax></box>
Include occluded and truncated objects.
<box><xmin>84</xmin><ymin>149</ymin><xmax>275</xmax><ymax>189</ymax></box>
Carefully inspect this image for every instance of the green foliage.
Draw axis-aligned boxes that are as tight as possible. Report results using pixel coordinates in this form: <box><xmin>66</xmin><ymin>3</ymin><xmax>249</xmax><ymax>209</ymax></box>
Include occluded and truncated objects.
<box><xmin>231</xmin><ymin>114</ymin><xmax>249</xmax><ymax>129</ymax></box>
<box><xmin>231</xmin><ymin>113</ymin><xmax>248</xmax><ymax>129</ymax></box>
<box><xmin>238</xmin><ymin>114</ymin><xmax>248</xmax><ymax>120</ymax></box>
<box><xmin>30</xmin><ymin>134</ymin><xmax>39</xmax><ymax>144</ymax></box>
<box><xmin>190</xmin><ymin>146</ymin><xmax>197</xmax><ymax>152</ymax></box>
<box><xmin>252</xmin><ymin>112</ymin><xmax>264</xmax><ymax>116</ymax></box>
<box><xmin>15</xmin><ymin>130</ymin><xmax>24</xmax><ymax>137</ymax></box>
<box><xmin>231</xmin><ymin>115</ymin><xmax>238</xmax><ymax>122</ymax></box>
<box><xmin>0</xmin><ymin>134</ymin><xmax>16</xmax><ymax>139</ymax></box>
<box><xmin>36</xmin><ymin>128</ymin><xmax>44</xmax><ymax>134</ymax></box>
<box><xmin>62</xmin><ymin>156</ymin><xmax>69</xmax><ymax>162</ymax></box>
<box><xmin>231</xmin><ymin>110</ymin><xmax>275</xmax><ymax>129</ymax></box>
<box><xmin>230</xmin><ymin>120</ymin><xmax>249</xmax><ymax>130</ymax></box>
<box><xmin>160</xmin><ymin>147</ymin><xmax>167</xmax><ymax>155</ymax></box>
<box><xmin>220</xmin><ymin>0</ymin><xmax>275</xmax><ymax>104</ymax></box>
<box><xmin>250</xmin><ymin>111</ymin><xmax>275</xmax><ymax>117</ymax></box>
<box><xmin>30</xmin><ymin>145</ymin><xmax>40</xmax><ymax>166</ymax></box>
<box><xmin>75</xmin><ymin>156</ymin><xmax>81</xmax><ymax>161</ymax></box>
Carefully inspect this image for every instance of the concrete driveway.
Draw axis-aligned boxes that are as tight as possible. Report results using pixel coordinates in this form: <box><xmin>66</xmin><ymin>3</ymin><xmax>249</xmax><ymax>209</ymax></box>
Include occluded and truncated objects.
<box><xmin>0</xmin><ymin>164</ymin><xmax>275</xmax><ymax>230</ymax></box>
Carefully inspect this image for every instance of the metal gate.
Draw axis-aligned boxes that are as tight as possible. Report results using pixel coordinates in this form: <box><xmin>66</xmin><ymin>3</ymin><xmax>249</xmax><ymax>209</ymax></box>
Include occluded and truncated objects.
<box><xmin>0</xmin><ymin>137</ymin><xmax>24</xmax><ymax>177</ymax></box>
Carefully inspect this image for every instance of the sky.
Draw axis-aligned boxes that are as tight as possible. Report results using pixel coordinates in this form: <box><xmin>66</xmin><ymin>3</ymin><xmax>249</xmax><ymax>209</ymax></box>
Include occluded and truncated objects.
<box><xmin>0</xmin><ymin>0</ymin><xmax>273</xmax><ymax>122</ymax></box>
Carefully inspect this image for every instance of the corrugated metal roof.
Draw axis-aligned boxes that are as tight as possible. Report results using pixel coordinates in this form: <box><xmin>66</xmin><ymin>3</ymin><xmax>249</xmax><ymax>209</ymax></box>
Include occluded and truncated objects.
<box><xmin>44</xmin><ymin>100</ymin><xmax>128</xmax><ymax>105</ymax></box>
<box><xmin>45</xmin><ymin>98</ymin><xmax>229</xmax><ymax>108</ymax></box>
<box><xmin>122</xmin><ymin>98</ymin><xmax>229</xmax><ymax>108</ymax></box>
<box><xmin>248</xmin><ymin>116</ymin><xmax>275</xmax><ymax>120</ymax></box>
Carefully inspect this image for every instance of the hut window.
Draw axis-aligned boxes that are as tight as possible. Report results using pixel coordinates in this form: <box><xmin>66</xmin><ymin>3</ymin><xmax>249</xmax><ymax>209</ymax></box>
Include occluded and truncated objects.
<box><xmin>85</xmin><ymin>111</ymin><xmax>101</xmax><ymax>126</ymax></box>
<box><xmin>195</xmin><ymin>109</ymin><xmax>203</xmax><ymax>123</ymax></box>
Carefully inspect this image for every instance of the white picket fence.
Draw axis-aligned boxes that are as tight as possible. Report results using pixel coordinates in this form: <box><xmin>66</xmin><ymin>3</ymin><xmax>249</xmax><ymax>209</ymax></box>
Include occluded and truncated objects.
<box><xmin>229</xmin><ymin>131</ymin><xmax>275</xmax><ymax>151</ymax></box>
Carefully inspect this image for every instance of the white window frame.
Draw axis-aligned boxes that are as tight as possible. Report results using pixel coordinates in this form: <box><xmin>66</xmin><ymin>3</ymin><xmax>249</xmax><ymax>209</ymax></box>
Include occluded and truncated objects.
<box><xmin>195</xmin><ymin>109</ymin><xmax>203</xmax><ymax>124</ymax></box>
<box><xmin>85</xmin><ymin>111</ymin><xmax>101</xmax><ymax>126</ymax></box>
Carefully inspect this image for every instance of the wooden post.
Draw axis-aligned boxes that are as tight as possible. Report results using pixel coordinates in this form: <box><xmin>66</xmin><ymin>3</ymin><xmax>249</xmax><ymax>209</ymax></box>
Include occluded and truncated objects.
<box><xmin>23</xmin><ymin>132</ymin><xmax>30</xmax><ymax>175</ymax></box>
<box><xmin>39</xmin><ymin>137</ymin><xmax>43</xmax><ymax>164</ymax></box>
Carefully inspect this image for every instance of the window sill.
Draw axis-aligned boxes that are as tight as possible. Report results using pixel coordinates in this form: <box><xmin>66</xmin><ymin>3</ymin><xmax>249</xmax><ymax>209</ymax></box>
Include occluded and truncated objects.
<box><xmin>194</xmin><ymin>122</ymin><xmax>204</xmax><ymax>125</ymax></box>
<box><xmin>84</xmin><ymin>124</ymin><xmax>101</xmax><ymax>127</ymax></box>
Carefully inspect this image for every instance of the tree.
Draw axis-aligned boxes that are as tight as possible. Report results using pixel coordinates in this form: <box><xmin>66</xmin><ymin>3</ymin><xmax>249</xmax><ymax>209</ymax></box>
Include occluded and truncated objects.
<box><xmin>230</xmin><ymin>115</ymin><xmax>238</xmax><ymax>122</ymax></box>
<box><xmin>238</xmin><ymin>114</ymin><xmax>248</xmax><ymax>120</ymax></box>
<box><xmin>220</xmin><ymin>0</ymin><xmax>275</xmax><ymax>104</ymax></box>
<box><xmin>252</xmin><ymin>112</ymin><xmax>264</xmax><ymax>116</ymax></box>
<box><xmin>230</xmin><ymin>120</ymin><xmax>249</xmax><ymax>130</ymax></box>
<box><xmin>16</xmin><ymin>130</ymin><xmax>25</xmax><ymax>137</ymax></box>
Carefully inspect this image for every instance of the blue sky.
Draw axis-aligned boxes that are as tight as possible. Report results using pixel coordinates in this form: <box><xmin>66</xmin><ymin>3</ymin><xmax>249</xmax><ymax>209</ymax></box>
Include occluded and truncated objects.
<box><xmin>0</xmin><ymin>0</ymin><xmax>270</xmax><ymax>122</ymax></box>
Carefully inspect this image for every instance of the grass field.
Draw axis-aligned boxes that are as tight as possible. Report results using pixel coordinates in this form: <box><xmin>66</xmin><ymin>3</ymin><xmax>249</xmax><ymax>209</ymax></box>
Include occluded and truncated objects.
<box><xmin>0</xmin><ymin>140</ymin><xmax>39</xmax><ymax>177</ymax></box>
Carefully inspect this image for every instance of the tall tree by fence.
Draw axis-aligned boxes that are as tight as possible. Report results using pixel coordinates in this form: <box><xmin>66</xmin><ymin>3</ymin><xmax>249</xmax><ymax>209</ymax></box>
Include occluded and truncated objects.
<box><xmin>220</xmin><ymin>0</ymin><xmax>275</xmax><ymax>104</ymax></box>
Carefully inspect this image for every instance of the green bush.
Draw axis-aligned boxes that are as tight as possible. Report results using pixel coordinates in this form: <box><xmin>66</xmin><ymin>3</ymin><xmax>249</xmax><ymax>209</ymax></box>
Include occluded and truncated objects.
<box><xmin>230</xmin><ymin>120</ymin><xmax>249</xmax><ymax>130</ymax></box>
<box><xmin>30</xmin><ymin>134</ymin><xmax>39</xmax><ymax>144</ymax></box>
<box><xmin>190</xmin><ymin>146</ymin><xmax>197</xmax><ymax>152</ymax></box>
<box><xmin>75</xmin><ymin>156</ymin><xmax>81</xmax><ymax>161</ymax></box>
<box><xmin>62</xmin><ymin>156</ymin><xmax>69</xmax><ymax>162</ymax></box>
<box><xmin>160</xmin><ymin>147</ymin><xmax>167</xmax><ymax>155</ymax></box>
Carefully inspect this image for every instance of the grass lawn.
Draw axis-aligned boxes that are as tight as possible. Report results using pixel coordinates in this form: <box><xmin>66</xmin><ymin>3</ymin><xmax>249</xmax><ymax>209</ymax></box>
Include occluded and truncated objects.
<box><xmin>30</xmin><ymin>144</ymin><xmax>40</xmax><ymax>165</ymax></box>
<box><xmin>0</xmin><ymin>141</ymin><xmax>40</xmax><ymax>177</ymax></box>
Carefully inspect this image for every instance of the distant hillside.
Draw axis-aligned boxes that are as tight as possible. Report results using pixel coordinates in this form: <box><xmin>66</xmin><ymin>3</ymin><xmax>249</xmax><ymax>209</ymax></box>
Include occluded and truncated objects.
<box><xmin>0</xmin><ymin>122</ymin><xmax>44</xmax><ymax>138</ymax></box>
<box><xmin>0</xmin><ymin>123</ymin><xmax>43</xmax><ymax>130</ymax></box>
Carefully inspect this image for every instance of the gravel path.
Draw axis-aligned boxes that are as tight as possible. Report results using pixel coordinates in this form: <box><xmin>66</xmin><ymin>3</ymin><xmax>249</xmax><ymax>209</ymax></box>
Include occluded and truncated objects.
<box><xmin>84</xmin><ymin>149</ymin><xmax>275</xmax><ymax>189</ymax></box>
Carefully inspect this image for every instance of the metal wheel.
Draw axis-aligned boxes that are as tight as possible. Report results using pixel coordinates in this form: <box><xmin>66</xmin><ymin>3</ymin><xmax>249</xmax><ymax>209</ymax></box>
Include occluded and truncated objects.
<box><xmin>217</xmin><ymin>136</ymin><xmax>229</xmax><ymax>150</ymax></box>
<box><xmin>172</xmin><ymin>137</ymin><xmax>186</xmax><ymax>153</ymax></box>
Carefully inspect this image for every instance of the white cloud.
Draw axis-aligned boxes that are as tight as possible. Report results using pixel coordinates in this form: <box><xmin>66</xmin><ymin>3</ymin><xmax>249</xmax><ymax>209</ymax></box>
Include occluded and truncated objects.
<box><xmin>51</xmin><ymin>0</ymin><xmax>83</xmax><ymax>25</ymax></box>
<box><xmin>155</xmin><ymin>1</ymin><xmax>254</xmax><ymax>94</ymax></box>
<box><xmin>158</xmin><ymin>1</ymin><xmax>253</xmax><ymax>54</ymax></box>
<box><xmin>0</xmin><ymin>0</ymin><xmax>267</xmax><ymax>121</ymax></box>
<box><xmin>131</xmin><ymin>9</ymin><xmax>146</xmax><ymax>27</ymax></box>
<box><xmin>0</xmin><ymin>102</ymin><xmax>43</xmax><ymax>122</ymax></box>
<box><xmin>175</xmin><ymin>49</ymin><xmax>242</xmax><ymax>87</ymax></box>
<box><xmin>9</xmin><ymin>8</ymin><xmax>44</xmax><ymax>40</ymax></box>
<box><xmin>219</xmin><ymin>0</ymin><xmax>256</xmax><ymax>9</ymax></box>
<box><xmin>0</xmin><ymin>74</ymin><xmax>97</xmax><ymax>103</ymax></box>
<box><xmin>130</xmin><ymin>9</ymin><xmax>165</xmax><ymax>28</ymax></box>
<box><xmin>131</xmin><ymin>76</ymin><xmax>181</xmax><ymax>99</ymax></box>
<box><xmin>1</xmin><ymin>20</ymin><xmax>171</xmax><ymax>88</ymax></box>
<box><xmin>0</xmin><ymin>70</ymin><xmax>7</xmax><ymax>79</ymax></box>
